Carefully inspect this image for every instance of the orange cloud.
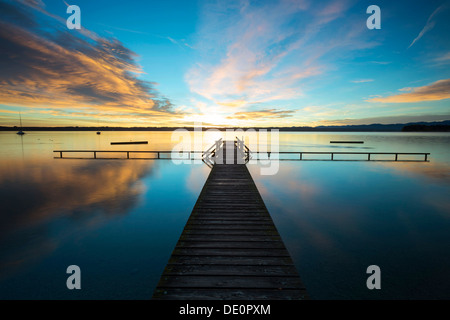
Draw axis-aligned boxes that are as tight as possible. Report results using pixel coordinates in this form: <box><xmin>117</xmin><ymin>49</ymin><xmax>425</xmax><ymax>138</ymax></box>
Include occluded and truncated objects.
<box><xmin>0</xmin><ymin>1</ymin><xmax>179</xmax><ymax>124</ymax></box>
<box><xmin>227</xmin><ymin>109</ymin><xmax>296</xmax><ymax>120</ymax></box>
<box><xmin>217</xmin><ymin>100</ymin><xmax>249</xmax><ymax>108</ymax></box>
<box><xmin>185</xmin><ymin>0</ymin><xmax>336</xmax><ymax>112</ymax></box>
<box><xmin>368</xmin><ymin>79</ymin><xmax>450</xmax><ymax>103</ymax></box>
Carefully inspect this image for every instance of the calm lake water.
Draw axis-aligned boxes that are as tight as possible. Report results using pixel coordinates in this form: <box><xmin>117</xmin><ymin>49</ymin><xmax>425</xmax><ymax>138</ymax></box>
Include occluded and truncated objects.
<box><xmin>0</xmin><ymin>131</ymin><xmax>449</xmax><ymax>299</ymax></box>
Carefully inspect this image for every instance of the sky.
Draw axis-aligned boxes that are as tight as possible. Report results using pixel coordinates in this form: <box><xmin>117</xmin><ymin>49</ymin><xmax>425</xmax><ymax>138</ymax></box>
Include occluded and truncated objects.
<box><xmin>0</xmin><ymin>0</ymin><xmax>449</xmax><ymax>127</ymax></box>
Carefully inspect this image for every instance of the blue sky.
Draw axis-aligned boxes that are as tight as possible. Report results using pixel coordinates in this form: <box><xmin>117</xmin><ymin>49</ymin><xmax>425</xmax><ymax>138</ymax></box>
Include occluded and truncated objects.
<box><xmin>0</xmin><ymin>0</ymin><xmax>449</xmax><ymax>127</ymax></box>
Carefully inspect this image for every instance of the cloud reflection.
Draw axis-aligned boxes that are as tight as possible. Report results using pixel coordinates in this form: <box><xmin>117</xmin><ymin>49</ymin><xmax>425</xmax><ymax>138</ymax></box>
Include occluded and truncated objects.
<box><xmin>377</xmin><ymin>161</ymin><xmax>450</xmax><ymax>185</ymax></box>
<box><xmin>0</xmin><ymin>159</ymin><xmax>153</xmax><ymax>279</ymax></box>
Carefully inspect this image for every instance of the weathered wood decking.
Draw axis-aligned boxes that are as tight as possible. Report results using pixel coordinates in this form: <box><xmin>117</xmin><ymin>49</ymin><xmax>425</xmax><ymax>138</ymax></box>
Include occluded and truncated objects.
<box><xmin>152</xmin><ymin>141</ymin><xmax>308</xmax><ymax>300</ymax></box>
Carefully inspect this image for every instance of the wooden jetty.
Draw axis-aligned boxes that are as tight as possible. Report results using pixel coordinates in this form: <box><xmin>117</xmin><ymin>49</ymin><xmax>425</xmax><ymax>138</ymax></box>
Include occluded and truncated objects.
<box><xmin>52</xmin><ymin>139</ymin><xmax>430</xmax><ymax>299</ymax></box>
<box><xmin>152</xmin><ymin>139</ymin><xmax>308</xmax><ymax>300</ymax></box>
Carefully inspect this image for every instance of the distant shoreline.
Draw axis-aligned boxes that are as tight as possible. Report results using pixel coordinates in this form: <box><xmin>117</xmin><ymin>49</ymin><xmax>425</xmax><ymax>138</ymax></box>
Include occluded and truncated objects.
<box><xmin>1</xmin><ymin>120</ymin><xmax>449</xmax><ymax>132</ymax></box>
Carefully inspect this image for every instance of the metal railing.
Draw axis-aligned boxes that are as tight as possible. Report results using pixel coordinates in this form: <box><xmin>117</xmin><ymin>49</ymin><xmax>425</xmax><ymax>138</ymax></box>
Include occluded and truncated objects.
<box><xmin>54</xmin><ymin>149</ymin><xmax>430</xmax><ymax>162</ymax></box>
<box><xmin>54</xmin><ymin>150</ymin><xmax>204</xmax><ymax>160</ymax></box>
<box><xmin>250</xmin><ymin>151</ymin><xmax>430</xmax><ymax>162</ymax></box>
<box><xmin>201</xmin><ymin>138</ymin><xmax>222</xmax><ymax>167</ymax></box>
<box><xmin>235</xmin><ymin>137</ymin><xmax>252</xmax><ymax>162</ymax></box>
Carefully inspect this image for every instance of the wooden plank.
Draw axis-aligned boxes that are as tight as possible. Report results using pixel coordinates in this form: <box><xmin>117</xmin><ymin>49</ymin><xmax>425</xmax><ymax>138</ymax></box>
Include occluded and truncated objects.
<box><xmin>179</xmin><ymin>235</ymin><xmax>282</xmax><ymax>242</ymax></box>
<box><xmin>153</xmin><ymin>288</ymin><xmax>308</xmax><ymax>300</ymax></box>
<box><xmin>162</xmin><ymin>264</ymin><xmax>300</xmax><ymax>276</ymax></box>
<box><xmin>110</xmin><ymin>141</ymin><xmax>148</xmax><ymax>145</ymax></box>
<box><xmin>167</xmin><ymin>255</ymin><xmax>297</xmax><ymax>266</ymax></box>
<box><xmin>186</xmin><ymin>220</ymin><xmax>273</xmax><ymax>225</ymax></box>
<box><xmin>180</xmin><ymin>225</ymin><xmax>279</xmax><ymax>231</ymax></box>
<box><xmin>182</xmin><ymin>229</ymin><xmax>281</xmax><ymax>236</ymax></box>
<box><xmin>187</xmin><ymin>216</ymin><xmax>271</xmax><ymax>221</ymax></box>
<box><xmin>330</xmin><ymin>141</ymin><xmax>364</xmax><ymax>144</ymax></box>
<box><xmin>175</xmin><ymin>241</ymin><xmax>286</xmax><ymax>249</ymax></box>
<box><xmin>190</xmin><ymin>211</ymin><xmax>268</xmax><ymax>215</ymax></box>
<box><xmin>156</xmin><ymin>275</ymin><xmax>305</xmax><ymax>289</ymax></box>
<box><xmin>171</xmin><ymin>248</ymin><xmax>291</xmax><ymax>257</ymax></box>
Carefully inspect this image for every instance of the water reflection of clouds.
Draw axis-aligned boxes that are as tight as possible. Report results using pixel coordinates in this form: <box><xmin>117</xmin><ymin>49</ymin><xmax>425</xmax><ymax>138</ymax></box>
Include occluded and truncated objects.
<box><xmin>376</xmin><ymin>161</ymin><xmax>450</xmax><ymax>185</ymax></box>
<box><xmin>278</xmin><ymin>142</ymin><xmax>374</xmax><ymax>150</ymax></box>
<box><xmin>250</xmin><ymin>161</ymin><xmax>450</xmax><ymax>298</ymax></box>
<box><xmin>0</xmin><ymin>224</ymin><xmax>58</xmax><ymax>281</ymax></box>
<box><xmin>372</xmin><ymin>160</ymin><xmax>450</xmax><ymax>220</ymax></box>
<box><xmin>0</xmin><ymin>159</ymin><xmax>153</xmax><ymax>279</ymax></box>
<box><xmin>185</xmin><ymin>165</ymin><xmax>211</xmax><ymax>195</ymax></box>
<box><xmin>250</xmin><ymin>163</ymin><xmax>364</xmax><ymax>256</ymax></box>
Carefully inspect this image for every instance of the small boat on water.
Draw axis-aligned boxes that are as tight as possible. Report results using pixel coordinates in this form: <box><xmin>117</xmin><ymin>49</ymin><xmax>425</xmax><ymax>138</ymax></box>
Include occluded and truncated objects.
<box><xmin>17</xmin><ymin>112</ymin><xmax>25</xmax><ymax>135</ymax></box>
<box><xmin>96</xmin><ymin>131</ymin><xmax>101</xmax><ymax>135</ymax></box>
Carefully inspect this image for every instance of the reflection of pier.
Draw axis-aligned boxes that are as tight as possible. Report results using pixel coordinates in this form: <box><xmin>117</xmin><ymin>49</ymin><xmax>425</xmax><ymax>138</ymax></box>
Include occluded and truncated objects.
<box><xmin>152</xmin><ymin>139</ymin><xmax>308</xmax><ymax>300</ymax></box>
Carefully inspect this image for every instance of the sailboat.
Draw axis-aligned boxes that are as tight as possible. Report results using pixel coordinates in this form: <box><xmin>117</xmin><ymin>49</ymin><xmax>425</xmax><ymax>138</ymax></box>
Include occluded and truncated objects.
<box><xmin>96</xmin><ymin>119</ymin><xmax>101</xmax><ymax>135</ymax></box>
<box><xmin>17</xmin><ymin>112</ymin><xmax>25</xmax><ymax>135</ymax></box>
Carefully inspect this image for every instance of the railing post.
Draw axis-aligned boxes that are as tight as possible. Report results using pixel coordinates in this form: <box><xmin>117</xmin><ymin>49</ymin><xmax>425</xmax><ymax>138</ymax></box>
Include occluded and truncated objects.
<box><xmin>425</xmin><ymin>154</ymin><xmax>428</xmax><ymax>161</ymax></box>
<box><xmin>94</xmin><ymin>151</ymin><xmax>96</xmax><ymax>159</ymax></box>
<box><xmin>331</xmin><ymin>153</ymin><xmax>334</xmax><ymax>160</ymax></box>
<box><xmin>299</xmin><ymin>152</ymin><xmax>302</xmax><ymax>160</ymax></box>
<box><xmin>60</xmin><ymin>151</ymin><xmax>63</xmax><ymax>158</ymax></box>
<box><xmin>215</xmin><ymin>139</ymin><xmax>222</xmax><ymax>164</ymax></box>
<box><xmin>395</xmin><ymin>153</ymin><xmax>398</xmax><ymax>161</ymax></box>
<box><xmin>215</xmin><ymin>140</ymin><xmax>220</xmax><ymax>151</ymax></box>
<box><xmin>368</xmin><ymin>153</ymin><xmax>371</xmax><ymax>161</ymax></box>
<box><xmin>127</xmin><ymin>151</ymin><xmax>130</xmax><ymax>159</ymax></box>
